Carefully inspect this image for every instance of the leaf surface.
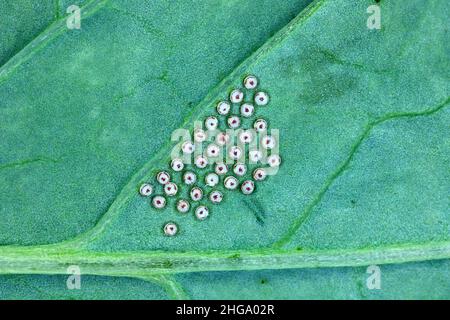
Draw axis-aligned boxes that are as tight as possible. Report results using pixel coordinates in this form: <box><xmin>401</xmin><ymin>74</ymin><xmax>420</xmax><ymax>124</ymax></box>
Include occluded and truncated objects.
<box><xmin>0</xmin><ymin>0</ymin><xmax>312</xmax><ymax>245</ymax></box>
<box><xmin>0</xmin><ymin>0</ymin><xmax>449</xmax><ymax>299</ymax></box>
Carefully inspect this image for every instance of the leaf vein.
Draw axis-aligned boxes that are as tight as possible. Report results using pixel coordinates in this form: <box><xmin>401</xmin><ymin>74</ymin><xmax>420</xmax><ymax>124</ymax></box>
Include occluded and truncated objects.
<box><xmin>273</xmin><ymin>96</ymin><xmax>450</xmax><ymax>248</ymax></box>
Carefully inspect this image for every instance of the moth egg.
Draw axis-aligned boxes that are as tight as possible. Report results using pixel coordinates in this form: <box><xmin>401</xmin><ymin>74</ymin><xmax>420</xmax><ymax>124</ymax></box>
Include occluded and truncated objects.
<box><xmin>170</xmin><ymin>158</ymin><xmax>184</xmax><ymax>172</ymax></box>
<box><xmin>233</xmin><ymin>163</ymin><xmax>247</xmax><ymax>176</ymax></box>
<box><xmin>216</xmin><ymin>101</ymin><xmax>231</xmax><ymax>115</ymax></box>
<box><xmin>181</xmin><ymin>141</ymin><xmax>195</xmax><ymax>154</ymax></box>
<box><xmin>164</xmin><ymin>182</ymin><xmax>178</xmax><ymax>196</ymax></box>
<box><xmin>253</xmin><ymin>168</ymin><xmax>267</xmax><ymax>181</ymax></box>
<box><xmin>139</xmin><ymin>183</ymin><xmax>153</xmax><ymax>197</ymax></box>
<box><xmin>215</xmin><ymin>163</ymin><xmax>228</xmax><ymax>175</ymax></box>
<box><xmin>227</xmin><ymin>115</ymin><xmax>241</xmax><ymax>129</ymax></box>
<box><xmin>157</xmin><ymin>171</ymin><xmax>171</xmax><ymax>185</ymax></box>
<box><xmin>152</xmin><ymin>195</ymin><xmax>166</xmax><ymax>209</ymax></box>
<box><xmin>240</xmin><ymin>103</ymin><xmax>255</xmax><ymax>118</ymax></box>
<box><xmin>194</xmin><ymin>129</ymin><xmax>207</xmax><ymax>143</ymax></box>
<box><xmin>190</xmin><ymin>187</ymin><xmax>203</xmax><ymax>201</ymax></box>
<box><xmin>228</xmin><ymin>146</ymin><xmax>242</xmax><ymax>160</ymax></box>
<box><xmin>195</xmin><ymin>155</ymin><xmax>209</xmax><ymax>169</ymax></box>
<box><xmin>163</xmin><ymin>222</ymin><xmax>178</xmax><ymax>236</ymax></box>
<box><xmin>261</xmin><ymin>135</ymin><xmax>276</xmax><ymax>150</ymax></box>
<box><xmin>253</xmin><ymin>119</ymin><xmax>268</xmax><ymax>132</ymax></box>
<box><xmin>176</xmin><ymin>199</ymin><xmax>190</xmax><ymax>213</ymax></box>
<box><xmin>254</xmin><ymin>91</ymin><xmax>269</xmax><ymax>106</ymax></box>
<box><xmin>215</xmin><ymin>132</ymin><xmax>230</xmax><ymax>146</ymax></box>
<box><xmin>195</xmin><ymin>206</ymin><xmax>209</xmax><ymax>220</ymax></box>
<box><xmin>224</xmin><ymin>176</ymin><xmax>238</xmax><ymax>190</ymax></box>
<box><xmin>183</xmin><ymin>171</ymin><xmax>197</xmax><ymax>185</ymax></box>
<box><xmin>209</xmin><ymin>190</ymin><xmax>223</xmax><ymax>204</ymax></box>
<box><xmin>249</xmin><ymin>150</ymin><xmax>263</xmax><ymax>163</ymax></box>
<box><xmin>241</xmin><ymin>180</ymin><xmax>255</xmax><ymax>195</ymax></box>
<box><xmin>205</xmin><ymin>116</ymin><xmax>219</xmax><ymax>131</ymax></box>
<box><xmin>230</xmin><ymin>89</ymin><xmax>244</xmax><ymax>103</ymax></box>
<box><xmin>205</xmin><ymin>172</ymin><xmax>219</xmax><ymax>187</ymax></box>
<box><xmin>206</xmin><ymin>143</ymin><xmax>220</xmax><ymax>158</ymax></box>
<box><xmin>243</xmin><ymin>75</ymin><xmax>258</xmax><ymax>90</ymax></box>
<box><xmin>239</xmin><ymin>130</ymin><xmax>253</xmax><ymax>144</ymax></box>
<box><xmin>268</xmin><ymin>154</ymin><xmax>282</xmax><ymax>167</ymax></box>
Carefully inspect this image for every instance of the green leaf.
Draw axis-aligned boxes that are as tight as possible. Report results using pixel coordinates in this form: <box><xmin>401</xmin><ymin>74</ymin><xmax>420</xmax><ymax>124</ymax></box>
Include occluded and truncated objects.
<box><xmin>0</xmin><ymin>274</ymin><xmax>172</xmax><ymax>299</ymax></box>
<box><xmin>0</xmin><ymin>1</ymin><xmax>58</xmax><ymax>66</ymax></box>
<box><xmin>1</xmin><ymin>260</ymin><xmax>449</xmax><ymax>299</ymax></box>
<box><xmin>0</xmin><ymin>0</ymin><xmax>312</xmax><ymax>245</ymax></box>
<box><xmin>0</xmin><ymin>0</ymin><xmax>448</xmax><ymax>299</ymax></box>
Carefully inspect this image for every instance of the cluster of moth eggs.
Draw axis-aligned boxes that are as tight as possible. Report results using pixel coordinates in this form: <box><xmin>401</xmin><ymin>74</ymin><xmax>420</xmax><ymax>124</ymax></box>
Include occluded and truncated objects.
<box><xmin>139</xmin><ymin>75</ymin><xmax>281</xmax><ymax>237</ymax></box>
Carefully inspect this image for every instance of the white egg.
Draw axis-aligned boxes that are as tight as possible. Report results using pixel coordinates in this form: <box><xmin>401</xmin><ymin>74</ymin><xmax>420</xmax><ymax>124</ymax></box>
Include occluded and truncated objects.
<box><xmin>183</xmin><ymin>171</ymin><xmax>197</xmax><ymax>185</ymax></box>
<box><xmin>241</xmin><ymin>180</ymin><xmax>255</xmax><ymax>195</ymax></box>
<box><xmin>152</xmin><ymin>195</ymin><xmax>166</xmax><ymax>209</ymax></box>
<box><xmin>206</xmin><ymin>143</ymin><xmax>220</xmax><ymax>158</ymax></box>
<box><xmin>240</xmin><ymin>103</ymin><xmax>255</xmax><ymax>118</ymax></box>
<box><xmin>205</xmin><ymin>173</ymin><xmax>219</xmax><ymax>187</ymax></box>
<box><xmin>230</xmin><ymin>89</ymin><xmax>244</xmax><ymax>103</ymax></box>
<box><xmin>195</xmin><ymin>206</ymin><xmax>209</xmax><ymax>220</ymax></box>
<box><xmin>224</xmin><ymin>176</ymin><xmax>238</xmax><ymax>190</ymax></box>
<box><xmin>176</xmin><ymin>199</ymin><xmax>190</xmax><ymax>213</ymax></box>
<box><xmin>228</xmin><ymin>146</ymin><xmax>242</xmax><ymax>160</ymax></box>
<box><xmin>205</xmin><ymin>116</ymin><xmax>219</xmax><ymax>131</ymax></box>
<box><xmin>239</xmin><ymin>130</ymin><xmax>253</xmax><ymax>144</ymax></box>
<box><xmin>253</xmin><ymin>118</ymin><xmax>268</xmax><ymax>132</ymax></box>
<box><xmin>194</xmin><ymin>129</ymin><xmax>207</xmax><ymax>143</ymax></box>
<box><xmin>249</xmin><ymin>150</ymin><xmax>263</xmax><ymax>163</ymax></box>
<box><xmin>164</xmin><ymin>182</ymin><xmax>178</xmax><ymax>196</ymax></box>
<box><xmin>139</xmin><ymin>183</ymin><xmax>153</xmax><ymax>196</ymax></box>
<box><xmin>243</xmin><ymin>75</ymin><xmax>258</xmax><ymax>90</ymax></box>
<box><xmin>156</xmin><ymin>171</ymin><xmax>170</xmax><ymax>185</ymax></box>
<box><xmin>163</xmin><ymin>222</ymin><xmax>178</xmax><ymax>236</ymax></box>
<box><xmin>181</xmin><ymin>141</ymin><xmax>195</xmax><ymax>154</ymax></box>
<box><xmin>253</xmin><ymin>168</ymin><xmax>267</xmax><ymax>181</ymax></box>
<box><xmin>268</xmin><ymin>154</ymin><xmax>282</xmax><ymax>167</ymax></box>
<box><xmin>261</xmin><ymin>135</ymin><xmax>276</xmax><ymax>150</ymax></box>
<box><xmin>171</xmin><ymin>158</ymin><xmax>184</xmax><ymax>172</ymax></box>
<box><xmin>227</xmin><ymin>115</ymin><xmax>241</xmax><ymax>129</ymax></box>
<box><xmin>215</xmin><ymin>163</ymin><xmax>228</xmax><ymax>175</ymax></box>
<box><xmin>190</xmin><ymin>187</ymin><xmax>203</xmax><ymax>201</ymax></box>
<box><xmin>233</xmin><ymin>163</ymin><xmax>247</xmax><ymax>176</ymax></box>
<box><xmin>215</xmin><ymin>132</ymin><xmax>230</xmax><ymax>146</ymax></box>
<box><xmin>254</xmin><ymin>91</ymin><xmax>269</xmax><ymax>106</ymax></box>
<box><xmin>216</xmin><ymin>101</ymin><xmax>231</xmax><ymax>115</ymax></box>
<box><xmin>209</xmin><ymin>190</ymin><xmax>223</xmax><ymax>204</ymax></box>
<box><xmin>195</xmin><ymin>155</ymin><xmax>208</xmax><ymax>169</ymax></box>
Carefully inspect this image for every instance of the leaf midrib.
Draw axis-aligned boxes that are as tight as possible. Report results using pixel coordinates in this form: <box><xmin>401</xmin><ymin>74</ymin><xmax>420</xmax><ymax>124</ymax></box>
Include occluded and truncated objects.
<box><xmin>0</xmin><ymin>241</ymin><xmax>449</xmax><ymax>277</ymax></box>
<box><xmin>0</xmin><ymin>0</ymin><xmax>108</xmax><ymax>84</ymax></box>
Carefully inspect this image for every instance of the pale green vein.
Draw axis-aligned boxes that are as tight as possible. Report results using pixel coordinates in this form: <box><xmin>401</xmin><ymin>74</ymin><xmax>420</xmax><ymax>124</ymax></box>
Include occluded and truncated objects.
<box><xmin>54</xmin><ymin>0</ymin><xmax>61</xmax><ymax>19</ymax></box>
<box><xmin>273</xmin><ymin>124</ymin><xmax>371</xmax><ymax>247</ymax></box>
<box><xmin>0</xmin><ymin>241</ymin><xmax>449</xmax><ymax>277</ymax></box>
<box><xmin>0</xmin><ymin>156</ymin><xmax>61</xmax><ymax>170</ymax></box>
<box><xmin>0</xmin><ymin>0</ymin><xmax>109</xmax><ymax>84</ymax></box>
<box><xmin>106</xmin><ymin>3</ymin><xmax>165</xmax><ymax>37</ymax></box>
<box><xmin>274</xmin><ymin>96</ymin><xmax>450</xmax><ymax>248</ymax></box>
<box><xmin>142</xmin><ymin>275</ymin><xmax>190</xmax><ymax>300</ymax></box>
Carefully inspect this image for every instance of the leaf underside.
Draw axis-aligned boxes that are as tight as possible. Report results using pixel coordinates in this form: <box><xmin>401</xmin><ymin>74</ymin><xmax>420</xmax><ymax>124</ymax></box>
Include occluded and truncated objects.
<box><xmin>0</xmin><ymin>0</ymin><xmax>448</xmax><ymax>299</ymax></box>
